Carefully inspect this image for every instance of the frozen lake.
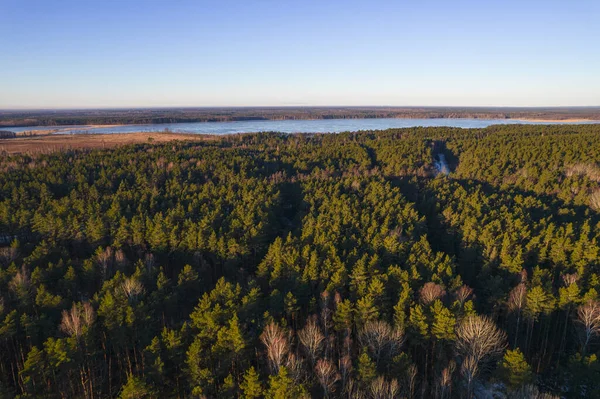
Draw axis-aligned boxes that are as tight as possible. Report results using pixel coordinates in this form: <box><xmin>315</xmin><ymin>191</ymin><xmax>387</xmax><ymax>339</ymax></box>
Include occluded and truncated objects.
<box><xmin>7</xmin><ymin>117</ymin><xmax>599</xmax><ymax>135</ymax></box>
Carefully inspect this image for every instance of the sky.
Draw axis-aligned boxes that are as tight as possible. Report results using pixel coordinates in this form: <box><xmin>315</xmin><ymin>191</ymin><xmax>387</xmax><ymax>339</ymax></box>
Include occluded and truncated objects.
<box><xmin>1</xmin><ymin>0</ymin><xmax>599</xmax><ymax>109</ymax></box>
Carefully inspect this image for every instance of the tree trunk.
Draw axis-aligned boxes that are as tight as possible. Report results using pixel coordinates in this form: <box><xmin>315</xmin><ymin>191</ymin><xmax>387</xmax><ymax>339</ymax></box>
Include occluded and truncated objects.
<box><xmin>514</xmin><ymin>312</ymin><xmax>521</xmax><ymax>348</ymax></box>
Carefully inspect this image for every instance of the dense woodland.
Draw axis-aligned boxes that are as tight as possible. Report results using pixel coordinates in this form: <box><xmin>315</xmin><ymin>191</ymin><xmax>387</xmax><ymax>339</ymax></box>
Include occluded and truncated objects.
<box><xmin>1</xmin><ymin>124</ymin><xmax>600</xmax><ymax>398</ymax></box>
<box><xmin>2</xmin><ymin>107</ymin><xmax>600</xmax><ymax>127</ymax></box>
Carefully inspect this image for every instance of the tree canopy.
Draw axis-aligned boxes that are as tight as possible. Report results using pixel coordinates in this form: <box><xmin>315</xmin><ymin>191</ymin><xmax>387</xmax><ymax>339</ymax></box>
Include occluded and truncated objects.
<box><xmin>1</xmin><ymin>124</ymin><xmax>600</xmax><ymax>398</ymax></box>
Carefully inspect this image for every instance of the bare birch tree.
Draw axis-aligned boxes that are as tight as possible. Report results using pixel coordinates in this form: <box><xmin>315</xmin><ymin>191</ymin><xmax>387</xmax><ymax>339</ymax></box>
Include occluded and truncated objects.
<box><xmin>260</xmin><ymin>322</ymin><xmax>290</xmax><ymax>373</ymax></box>
<box><xmin>298</xmin><ymin>316</ymin><xmax>324</xmax><ymax>366</ymax></box>
<box><xmin>456</xmin><ymin>315</ymin><xmax>507</xmax><ymax>364</ymax></box>
<box><xmin>406</xmin><ymin>364</ymin><xmax>418</xmax><ymax>399</ymax></box>
<box><xmin>315</xmin><ymin>358</ymin><xmax>340</xmax><ymax>397</ymax></box>
<box><xmin>419</xmin><ymin>282</ymin><xmax>446</xmax><ymax>305</ymax></box>
<box><xmin>359</xmin><ymin>320</ymin><xmax>404</xmax><ymax>366</ymax></box>
<box><xmin>576</xmin><ymin>300</ymin><xmax>600</xmax><ymax>356</ymax></box>
<box><xmin>456</xmin><ymin>315</ymin><xmax>506</xmax><ymax>397</ymax></box>
<box><xmin>437</xmin><ymin>361</ymin><xmax>455</xmax><ymax>399</ymax></box>
<box><xmin>508</xmin><ymin>283</ymin><xmax>527</xmax><ymax>348</ymax></box>
<box><xmin>461</xmin><ymin>355</ymin><xmax>478</xmax><ymax>398</ymax></box>
<box><xmin>60</xmin><ymin>302</ymin><xmax>95</xmax><ymax>338</ymax></box>
<box><xmin>455</xmin><ymin>285</ymin><xmax>474</xmax><ymax>306</ymax></box>
<box><xmin>339</xmin><ymin>355</ymin><xmax>352</xmax><ymax>391</ymax></box>
<box><xmin>368</xmin><ymin>376</ymin><xmax>400</xmax><ymax>399</ymax></box>
<box><xmin>97</xmin><ymin>246</ymin><xmax>114</xmax><ymax>280</ymax></box>
<box><xmin>121</xmin><ymin>276</ymin><xmax>144</xmax><ymax>301</ymax></box>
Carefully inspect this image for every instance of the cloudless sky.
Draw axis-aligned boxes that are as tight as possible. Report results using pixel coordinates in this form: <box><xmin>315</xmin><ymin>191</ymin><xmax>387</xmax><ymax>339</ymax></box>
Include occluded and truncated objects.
<box><xmin>1</xmin><ymin>0</ymin><xmax>599</xmax><ymax>108</ymax></box>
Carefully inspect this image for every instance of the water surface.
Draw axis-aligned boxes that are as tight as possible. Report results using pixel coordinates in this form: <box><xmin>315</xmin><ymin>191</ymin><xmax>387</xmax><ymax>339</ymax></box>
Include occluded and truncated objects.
<box><xmin>8</xmin><ymin>118</ymin><xmax>599</xmax><ymax>135</ymax></box>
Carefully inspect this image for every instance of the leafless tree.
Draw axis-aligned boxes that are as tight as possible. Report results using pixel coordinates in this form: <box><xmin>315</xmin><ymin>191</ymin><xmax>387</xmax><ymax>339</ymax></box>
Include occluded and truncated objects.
<box><xmin>285</xmin><ymin>353</ymin><xmax>304</xmax><ymax>384</ymax></box>
<box><xmin>368</xmin><ymin>376</ymin><xmax>401</xmax><ymax>399</ymax></box>
<box><xmin>9</xmin><ymin>267</ymin><xmax>29</xmax><ymax>291</ymax></box>
<box><xmin>508</xmin><ymin>284</ymin><xmax>527</xmax><ymax>312</ymax></box>
<box><xmin>518</xmin><ymin>268</ymin><xmax>528</xmax><ymax>283</ymax></box>
<box><xmin>298</xmin><ymin>316</ymin><xmax>325</xmax><ymax>365</ymax></box>
<box><xmin>97</xmin><ymin>246</ymin><xmax>114</xmax><ymax>279</ymax></box>
<box><xmin>8</xmin><ymin>265</ymin><xmax>30</xmax><ymax>299</ymax></box>
<box><xmin>315</xmin><ymin>358</ymin><xmax>340</xmax><ymax>397</ymax></box>
<box><xmin>455</xmin><ymin>285</ymin><xmax>474</xmax><ymax>306</ymax></box>
<box><xmin>121</xmin><ymin>277</ymin><xmax>144</xmax><ymax>301</ymax></box>
<box><xmin>339</xmin><ymin>355</ymin><xmax>353</xmax><ymax>390</ymax></box>
<box><xmin>576</xmin><ymin>300</ymin><xmax>600</xmax><ymax>356</ymax></box>
<box><xmin>61</xmin><ymin>305</ymin><xmax>83</xmax><ymax>338</ymax></box>
<box><xmin>437</xmin><ymin>361</ymin><xmax>455</xmax><ymax>399</ymax></box>
<box><xmin>345</xmin><ymin>379</ymin><xmax>363</xmax><ymax>399</ymax></box>
<box><xmin>508</xmin><ymin>283</ymin><xmax>527</xmax><ymax>347</ymax></box>
<box><xmin>60</xmin><ymin>301</ymin><xmax>96</xmax><ymax>397</ymax></box>
<box><xmin>419</xmin><ymin>282</ymin><xmax>446</xmax><ymax>305</ymax></box>
<box><xmin>114</xmin><ymin>249</ymin><xmax>128</xmax><ymax>269</ymax></box>
<box><xmin>461</xmin><ymin>355</ymin><xmax>478</xmax><ymax>398</ymax></box>
<box><xmin>387</xmin><ymin>379</ymin><xmax>400</xmax><ymax>399</ymax></box>
<box><xmin>456</xmin><ymin>316</ymin><xmax>506</xmax><ymax>398</ymax></box>
<box><xmin>60</xmin><ymin>302</ymin><xmax>95</xmax><ymax>339</ymax></box>
<box><xmin>406</xmin><ymin>364</ymin><xmax>418</xmax><ymax>399</ymax></box>
<box><xmin>565</xmin><ymin>162</ymin><xmax>600</xmax><ymax>182</ymax></box>
<box><xmin>260</xmin><ymin>322</ymin><xmax>290</xmax><ymax>373</ymax></box>
<box><xmin>334</xmin><ymin>291</ymin><xmax>342</xmax><ymax>306</ymax></box>
<box><xmin>82</xmin><ymin>301</ymin><xmax>95</xmax><ymax>326</ymax></box>
<box><xmin>343</xmin><ymin>334</ymin><xmax>353</xmax><ymax>358</ymax></box>
<box><xmin>359</xmin><ymin>320</ymin><xmax>404</xmax><ymax>365</ymax></box>
<box><xmin>456</xmin><ymin>315</ymin><xmax>507</xmax><ymax>364</ymax></box>
<box><xmin>562</xmin><ymin>273</ymin><xmax>579</xmax><ymax>287</ymax></box>
<box><xmin>370</xmin><ymin>378</ymin><xmax>386</xmax><ymax>399</ymax></box>
<box><xmin>321</xmin><ymin>290</ymin><xmax>331</xmax><ymax>308</ymax></box>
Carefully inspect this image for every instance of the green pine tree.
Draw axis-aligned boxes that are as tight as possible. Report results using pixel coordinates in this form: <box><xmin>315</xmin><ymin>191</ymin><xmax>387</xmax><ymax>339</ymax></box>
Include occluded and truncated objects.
<box><xmin>240</xmin><ymin>367</ymin><xmax>263</xmax><ymax>399</ymax></box>
<box><xmin>499</xmin><ymin>349</ymin><xmax>533</xmax><ymax>389</ymax></box>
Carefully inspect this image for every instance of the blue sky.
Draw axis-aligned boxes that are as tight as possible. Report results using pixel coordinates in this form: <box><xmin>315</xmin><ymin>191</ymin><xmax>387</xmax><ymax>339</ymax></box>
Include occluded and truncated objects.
<box><xmin>1</xmin><ymin>0</ymin><xmax>599</xmax><ymax>108</ymax></box>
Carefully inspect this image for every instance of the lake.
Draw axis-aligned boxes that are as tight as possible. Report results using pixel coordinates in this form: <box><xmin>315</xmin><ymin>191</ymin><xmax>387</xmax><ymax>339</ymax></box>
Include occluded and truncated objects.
<box><xmin>8</xmin><ymin>118</ymin><xmax>599</xmax><ymax>135</ymax></box>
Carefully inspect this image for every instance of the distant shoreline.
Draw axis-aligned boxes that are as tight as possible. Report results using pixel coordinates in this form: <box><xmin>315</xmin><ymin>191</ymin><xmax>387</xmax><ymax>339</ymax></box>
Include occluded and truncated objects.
<box><xmin>4</xmin><ymin>117</ymin><xmax>600</xmax><ymax>131</ymax></box>
<box><xmin>3</xmin><ymin>106</ymin><xmax>600</xmax><ymax>128</ymax></box>
<box><xmin>517</xmin><ymin>118</ymin><xmax>599</xmax><ymax>123</ymax></box>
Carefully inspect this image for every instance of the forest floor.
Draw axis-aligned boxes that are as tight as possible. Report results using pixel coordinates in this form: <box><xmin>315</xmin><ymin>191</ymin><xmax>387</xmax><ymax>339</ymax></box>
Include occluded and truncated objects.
<box><xmin>0</xmin><ymin>132</ymin><xmax>216</xmax><ymax>154</ymax></box>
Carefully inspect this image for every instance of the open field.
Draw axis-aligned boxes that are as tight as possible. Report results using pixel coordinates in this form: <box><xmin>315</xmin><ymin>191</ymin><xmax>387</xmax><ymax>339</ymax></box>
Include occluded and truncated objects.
<box><xmin>0</xmin><ymin>132</ymin><xmax>215</xmax><ymax>154</ymax></box>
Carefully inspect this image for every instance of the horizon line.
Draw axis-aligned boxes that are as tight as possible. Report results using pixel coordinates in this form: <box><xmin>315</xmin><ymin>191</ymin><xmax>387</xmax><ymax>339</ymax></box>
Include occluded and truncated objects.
<box><xmin>3</xmin><ymin>105</ymin><xmax>600</xmax><ymax>112</ymax></box>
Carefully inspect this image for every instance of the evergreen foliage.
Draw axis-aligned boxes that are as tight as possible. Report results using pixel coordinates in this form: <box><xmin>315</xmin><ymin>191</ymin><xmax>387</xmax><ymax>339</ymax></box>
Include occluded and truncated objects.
<box><xmin>0</xmin><ymin>124</ymin><xmax>599</xmax><ymax>397</ymax></box>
